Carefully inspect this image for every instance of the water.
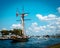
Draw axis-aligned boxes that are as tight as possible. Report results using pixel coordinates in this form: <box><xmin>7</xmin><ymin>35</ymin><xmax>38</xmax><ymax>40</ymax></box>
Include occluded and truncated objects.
<box><xmin>0</xmin><ymin>37</ymin><xmax>60</xmax><ymax>48</ymax></box>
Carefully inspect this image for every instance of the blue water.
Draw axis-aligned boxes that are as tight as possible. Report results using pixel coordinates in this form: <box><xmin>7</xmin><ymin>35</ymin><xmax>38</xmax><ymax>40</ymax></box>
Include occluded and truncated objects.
<box><xmin>0</xmin><ymin>37</ymin><xmax>60</xmax><ymax>48</ymax></box>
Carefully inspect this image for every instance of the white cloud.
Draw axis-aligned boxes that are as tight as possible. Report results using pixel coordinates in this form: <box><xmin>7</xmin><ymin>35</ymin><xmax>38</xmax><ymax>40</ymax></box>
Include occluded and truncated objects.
<box><xmin>11</xmin><ymin>24</ymin><xmax>22</xmax><ymax>29</ymax></box>
<box><xmin>36</xmin><ymin>14</ymin><xmax>56</xmax><ymax>21</ymax></box>
<box><xmin>28</xmin><ymin>22</ymin><xmax>46</xmax><ymax>32</ymax></box>
<box><xmin>29</xmin><ymin>22</ymin><xmax>56</xmax><ymax>33</ymax></box>
<box><xmin>26</xmin><ymin>7</ymin><xmax>60</xmax><ymax>35</ymax></box>
<box><xmin>31</xmin><ymin>22</ymin><xmax>38</xmax><ymax>27</ymax></box>
<box><xmin>27</xmin><ymin>13</ymin><xmax>60</xmax><ymax>35</ymax></box>
<box><xmin>29</xmin><ymin>22</ymin><xmax>40</xmax><ymax>32</ymax></box>
<box><xmin>36</xmin><ymin>14</ymin><xmax>44</xmax><ymax>20</ymax></box>
<box><xmin>57</xmin><ymin>7</ymin><xmax>60</xmax><ymax>13</ymax></box>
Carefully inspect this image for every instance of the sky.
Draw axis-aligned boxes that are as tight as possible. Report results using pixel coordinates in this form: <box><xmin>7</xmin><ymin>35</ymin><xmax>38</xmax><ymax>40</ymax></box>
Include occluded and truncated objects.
<box><xmin>0</xmin><ymin>0</ymin><xmax>60</xmax><ymax>36</ymax></box>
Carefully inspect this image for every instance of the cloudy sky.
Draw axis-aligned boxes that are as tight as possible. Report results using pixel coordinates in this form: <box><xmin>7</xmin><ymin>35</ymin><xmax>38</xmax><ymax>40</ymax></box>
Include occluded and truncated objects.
<box><xmin>0</xmin><ymin>0</ymin><xmax>60</xmax><ymax>36</ymax></box>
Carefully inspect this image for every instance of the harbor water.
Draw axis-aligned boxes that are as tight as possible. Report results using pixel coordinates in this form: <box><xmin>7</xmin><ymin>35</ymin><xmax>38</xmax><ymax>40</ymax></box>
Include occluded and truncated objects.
<box><xmin>0</xmin><ymin>37</ymin><xmax>60</xmax><ymax>48</ymax></box>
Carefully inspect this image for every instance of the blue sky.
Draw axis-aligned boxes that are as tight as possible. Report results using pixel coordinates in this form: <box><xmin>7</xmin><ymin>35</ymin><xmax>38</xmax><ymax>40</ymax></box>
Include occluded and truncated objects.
<box><xmin>0</xmin><ymin>0</ymin><xmax>60</xmax><ymax>36</ymax></box>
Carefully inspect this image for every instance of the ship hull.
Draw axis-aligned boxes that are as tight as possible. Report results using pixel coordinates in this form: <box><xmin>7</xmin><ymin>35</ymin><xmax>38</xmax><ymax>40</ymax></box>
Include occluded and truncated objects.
<box><xmin>12</xmin><ymin>38</ymin><xmax>29</xmax><ymax>42</ymax></box>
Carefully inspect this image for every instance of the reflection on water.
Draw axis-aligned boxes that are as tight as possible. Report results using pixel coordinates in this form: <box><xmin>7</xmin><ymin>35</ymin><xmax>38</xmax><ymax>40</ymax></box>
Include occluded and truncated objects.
<box><xmin>0</xmin><ymin>37</ymin><xmax>60</xmax><ymax>48</ymax></box>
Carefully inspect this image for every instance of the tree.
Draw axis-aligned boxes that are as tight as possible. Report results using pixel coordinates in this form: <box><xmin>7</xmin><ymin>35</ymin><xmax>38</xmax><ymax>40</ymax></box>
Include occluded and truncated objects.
<box><xmin>1</xmin><ymin>30</ymin><xmax>9</xmax><ymax>37</ymax></box>
<box><xmin>11</xmin><ymin>29</ymin><xmax>22</xmax><ymax>36</ymax></box>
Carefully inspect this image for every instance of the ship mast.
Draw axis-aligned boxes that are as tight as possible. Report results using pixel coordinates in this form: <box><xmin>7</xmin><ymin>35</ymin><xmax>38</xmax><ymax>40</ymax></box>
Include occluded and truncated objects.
<box><xmin>21</xmin><ymin>7</ymin><xmax>25</xmax><ymax>35</ymax></box>
<box><xmin>16</xmin><ymin>7</ymin><xmax>29</xmax><ymax>36</ymax></box>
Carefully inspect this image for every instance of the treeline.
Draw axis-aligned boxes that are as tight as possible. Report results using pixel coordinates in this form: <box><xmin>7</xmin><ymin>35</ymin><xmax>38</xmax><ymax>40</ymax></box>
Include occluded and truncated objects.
<box><xmin>0</xmin><ymin>29</ymin><xmax>23</xmax><ymax>36</ymax></box>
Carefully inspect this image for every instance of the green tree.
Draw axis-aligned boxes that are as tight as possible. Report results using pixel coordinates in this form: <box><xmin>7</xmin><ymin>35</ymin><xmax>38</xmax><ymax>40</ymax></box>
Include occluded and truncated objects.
<box><xmin>11</xmin><ymin>29</ymin><xmax>22</xmax><ymax>36</ymax></box>
<box><xmin>1</xmin><ymin>30</ymin><xmax>9</xmax><ymax>36</ymax></box>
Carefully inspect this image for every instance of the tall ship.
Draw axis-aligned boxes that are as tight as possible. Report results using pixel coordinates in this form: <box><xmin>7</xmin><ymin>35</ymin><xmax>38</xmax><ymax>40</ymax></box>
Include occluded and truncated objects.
<box><xmin>11</xmin><ymin>7</ymin><xmax>29</xmax><ymax>42</ymax></box>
